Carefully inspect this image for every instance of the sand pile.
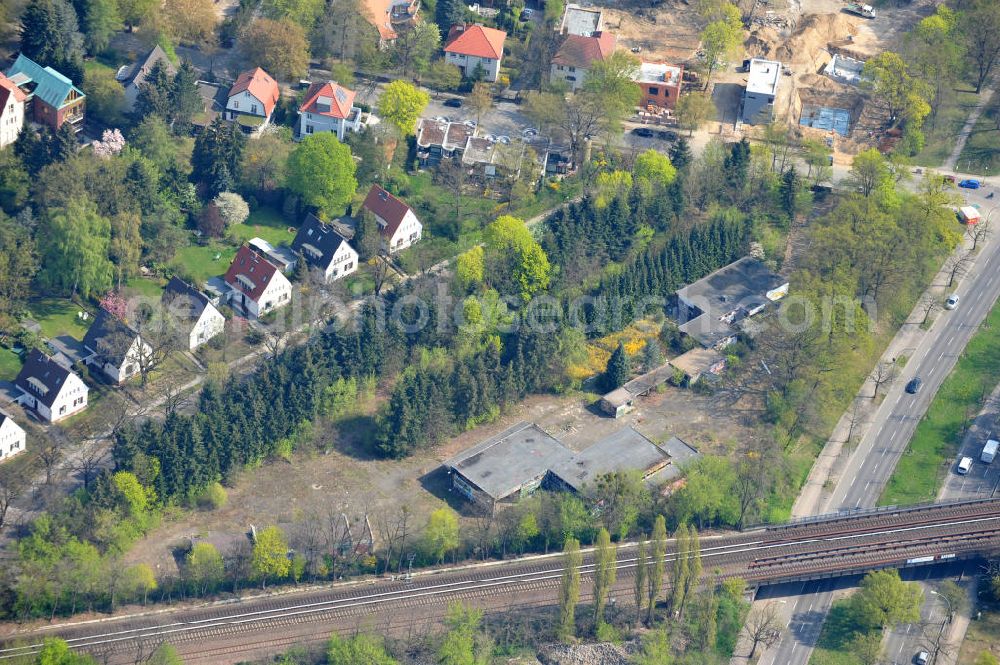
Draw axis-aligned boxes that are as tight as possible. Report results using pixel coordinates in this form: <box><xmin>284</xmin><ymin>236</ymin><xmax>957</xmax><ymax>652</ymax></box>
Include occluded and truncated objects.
<box><xmin>747</xmin><ymin>13</ymin><xmax>860</xmax><ymax>71</ymax></box>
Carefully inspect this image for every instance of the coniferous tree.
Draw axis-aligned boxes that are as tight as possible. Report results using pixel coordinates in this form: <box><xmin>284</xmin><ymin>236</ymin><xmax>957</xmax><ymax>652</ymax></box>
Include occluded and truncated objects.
<box><xmin>669</xmin><ymin>137</ymin><xmax>693</xmax><ymax>171</ymax></box>
<box><xmin>171</xmin><ymin>62</ymin><xmax>203</xmax><ymax>126</ymax></box>
<box><xmin>602</xmin><ymin>342</ymin><xmax>630</xmax><ymax>392</ymax></box>
<box><xmin>780</xmin><ymin>166</ymin><xmax>800</xmax><ymax>222</ymax></box>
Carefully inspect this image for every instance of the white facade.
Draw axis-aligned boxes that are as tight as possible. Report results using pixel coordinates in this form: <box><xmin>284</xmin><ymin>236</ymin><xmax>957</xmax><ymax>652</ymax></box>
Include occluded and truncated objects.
<box><xmin>0</xmin><ymin>96</ymin><xmax>24</xmax><ymax>148</ymax></box>
<box><xmin>550</xmin><ymin>63</ymin><xmax>588</xmax><ymax>90</ymax></box>
<box><xmin>321</xmin><ymin>242</ymin><xmax>360</xmax><ymax>281</ymax></box>
<box><xmin>444</xmin><ymin>52</ymin><xmax>501</xmax><ymax>83</ymax></box>
<box><xmin>89</xmin><ymin>336</ymin><xmax>153</xmax><ymax>384</ymax></box>
<box><xmin>19</xmin><ymin>373</ymin><xmax>88</xmax><ymax>423</ymax></box>
<box><xmin>298</xmin><ymin>108</ymin><xmax>362</xmax><ymax>141</ymax></box>
<box><xmin>381</xmin><ymin>210</ymin><xmax>423</xmax><ymax>254</ymax></box>
<box><xmin>187</xmin><ymin>305</ymin><xmax>226</xmax><ymax>350</ymax></box>
<box><xmin>234</xmin><ymin>270</ymin><xmax>293</xmax><ymax>318</ymax></box>
<box><xmin>227</xmin><ymin>90</ymin><xmax>271</xmax><ymax>127</ymax></box>
<box><xmin>0</xmin><ymin>417</ymin><xmax>25</xmax><ymax>462</ymax></box>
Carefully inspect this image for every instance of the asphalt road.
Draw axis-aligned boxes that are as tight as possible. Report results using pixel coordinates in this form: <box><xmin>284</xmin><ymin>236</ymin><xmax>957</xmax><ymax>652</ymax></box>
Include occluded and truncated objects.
<box><xmin>760</xmin><ymin>183</ymin><xmax>1000</xmax><ymax>665</ymax></box>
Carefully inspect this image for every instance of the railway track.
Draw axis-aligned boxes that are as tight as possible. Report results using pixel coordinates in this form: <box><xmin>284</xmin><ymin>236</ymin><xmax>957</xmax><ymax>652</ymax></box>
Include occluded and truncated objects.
<box><xmin>2</xmin><ymin>498</ymin><xmax>998</xmax><ymax>664</ymax></box>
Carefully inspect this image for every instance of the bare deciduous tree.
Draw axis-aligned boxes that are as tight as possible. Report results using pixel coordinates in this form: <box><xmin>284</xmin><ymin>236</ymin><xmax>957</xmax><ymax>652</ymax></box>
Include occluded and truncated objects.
<box><xmin>870</xmin><ymin>360</ymin><xmax>896</xmax><ymax>399</ymax></box>
<box><xmin>742</xmin><ymin>602</ymin><xmax>784</xmax><ymax>658</ymax></box>
<box><xmin>0</xmin><ymin>471</ymin><xmax>25</xmax><ymax>531</ymax></box>
<box><xmin>372</xmin><ymin>256</ymin><xmax>392</xmax><ymax>296</ymax></box>
<box><xmin>72</xmin><ymin>441</ymin><xmax>109</xmax><ymax>491</ymax></box>
<box><xmin>918</xmin><ymin>294</ymin><xmax>940</xmax><ymax>325</ymax></box>
<box><xmin>968</xmin><ymin>217</ymin><xmax>992</xmax><ymax>250</ymax></box>
<box><xmin>944</xmin><ymin>251</ymin><xmax>972</xmax><ymax>287</ymax></box>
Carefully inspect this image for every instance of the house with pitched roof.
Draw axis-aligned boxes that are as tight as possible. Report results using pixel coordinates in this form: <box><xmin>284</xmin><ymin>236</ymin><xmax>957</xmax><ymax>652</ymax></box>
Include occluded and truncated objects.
<box><xmin>6</xmin><ymin>54</ymin><xmax>85</xmax><ymax>131</ymax></box>
<box><xmin>550</xmin><ymin>31</ymin><xmax>616</xmax><ymax>91</ymax></box>
<box><xmin>116</xmin><ymin>45</ymin><xmax>176</xmax><ymax>112</ymax></box>
<box><xmin>82</xmin><ymin>310</ymin><xmax>152</xmax><ymax>384</ymax></box>
<box><xmin>162</xmin><ymin>277</ymin><xmax>226</xmax><ymax>350</ymax></box>
<box><xmin>0</xmin><ymin>411</ymin><xmax>26</xmax><ymax>462</ymax></box>
<box><xmin>225</xmin><ymin>67</ymin><xmax>280</xmax><ymax>134</ymax></box>
<box><xmin>224</xmin><ymin>245</ymin><xmax>293</xmax><ymax>318</ymax></box>
<box><xmin>291</xmin><ymin>214</ymin><xmax>359</xmax><ymax>281</ymax></box>
<box><xmin>297</xmin><ymin>81</ymin><xmax>362</xmax><ymax>141</ymax></box>
<box><xmin>362</xmin><ymin>0</ymin><xmax>420</xmax><ymax>47</ymax></box>
<box><xmin>0</xmin><ymin>74</ymin><xmax>26</xmax><ymax>147</ymax></box>
<box><xmin>443</xmin><ymin>24</ymin><xmax>506</xmax><ymax>82</ymax></box>
<box><xmin>15</xmin><ymin>349</ymin><xmax>88</xmax><ymax>422</ymax></box>
<box><xmin>361</xmin><ymin>184</ymin><xmax>422</xmax><ymax>254</ymax></box>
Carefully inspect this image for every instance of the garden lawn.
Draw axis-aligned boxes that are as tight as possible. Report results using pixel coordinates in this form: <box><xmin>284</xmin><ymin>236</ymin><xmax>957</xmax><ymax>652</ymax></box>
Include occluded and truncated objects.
<box><xmin>27</xmin><ymin>297</ymin><xmax>93</xmax><ymax>340</ymax></box>
<box><xmin>0</xmin><ymin>348</ymin><xmax>22</xmax><ymax>382</ymax></box>
<box><xmin>956</xmin><ymin>88</ymin><xmax>1000</xmax><ymax>176</ymax></box>
<box><xmin>913</xmin><ymin>86</ymin><xmax>982</xmax><ymax>168</ymax></box>
<box><xmin>880</xmin><ymin>301</ymin><xmax>1000</xmax><ymax>506</ymax></box>
<box><xmin>229</xmin><ymin>206</ymin><xmax>298</xmax><ymax>247</ymax></box>
<box><xmin>123</xmin><ymin>276</ymin><xmax>166</xmax><ymax>300</ymax></box>
<box><xmin>171</xmin><ymin>242</ymin><xmax>237</xmax><ymax>285</ymax></box>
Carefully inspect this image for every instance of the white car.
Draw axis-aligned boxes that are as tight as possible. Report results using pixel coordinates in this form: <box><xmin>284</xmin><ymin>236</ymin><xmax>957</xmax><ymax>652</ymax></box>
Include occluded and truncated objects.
<box><xmin>957</xmin><ymin>456</ymin><xmax>973</xmax><ymax>474</ymax></box>
<box><xmin>945</xmin><ymin>294</ymin><xmax>960</xmax><ymax>310</ymax></box>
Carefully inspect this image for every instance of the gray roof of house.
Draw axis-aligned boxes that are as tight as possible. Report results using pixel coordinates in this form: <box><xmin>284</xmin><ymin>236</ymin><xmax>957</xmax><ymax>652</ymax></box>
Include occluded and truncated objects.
<box><xmin>548</xmin><ymin>427</ymin><xmax>669</xmax><ymax>492</ymax></box>
<box><xmin>444</xmin><ymin>421</ymin><xmax>571</xmax><ymax>501</ymax></box>
<box><xmin>117</xmin><ymin>45</ymin><xmax>176</xmax><ymax>88</ymax></box>
<box><xmin>163</xmin><ymin>276</ymin><xmax>213</xmax><ymax>325</ymax></box>
<box><xmin>291</xmin><ymin>214</ymin><xmax>352</xmax><ymax>269</ymax></box>
<box><xmin>646</xmin><ymin>436</ymin><xmax>701</xmax><ymax>482</ymax></box>
<box><xmin>15</xmin><ymin>349</ymin><xmax>78</xmax><ymax>409</ymax></box>
<box><xmin>82</xmin><ymin>310</ymin><xmax>140</xmax><ymax>366</ymax></box>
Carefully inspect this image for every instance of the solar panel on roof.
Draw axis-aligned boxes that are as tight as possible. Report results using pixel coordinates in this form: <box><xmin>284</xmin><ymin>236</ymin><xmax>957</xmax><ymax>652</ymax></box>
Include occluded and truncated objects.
<box><xmin>334</xmin><ymin>88</ymin><xmax>347</xmax><ymax>104</ymax></box>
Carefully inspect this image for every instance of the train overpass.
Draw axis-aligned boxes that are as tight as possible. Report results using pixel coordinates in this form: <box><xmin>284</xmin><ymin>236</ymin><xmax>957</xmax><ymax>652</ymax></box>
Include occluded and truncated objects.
<box><xmin>2</xmin><ymin>498</ymin><xmax>998</xmax><ymax>664</ymax></box>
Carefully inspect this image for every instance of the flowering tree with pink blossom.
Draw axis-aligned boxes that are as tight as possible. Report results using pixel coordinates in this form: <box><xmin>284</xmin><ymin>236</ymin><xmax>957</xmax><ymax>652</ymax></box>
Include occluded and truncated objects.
<box><xmin>99</xmin><ymin>290</ymin><xmax>129</xmax><ymax>321</ymax></box>
<box><xmin>93</xmin><ymin>129</ymin><xmax>126</xmax><ymax>158</ymax></box>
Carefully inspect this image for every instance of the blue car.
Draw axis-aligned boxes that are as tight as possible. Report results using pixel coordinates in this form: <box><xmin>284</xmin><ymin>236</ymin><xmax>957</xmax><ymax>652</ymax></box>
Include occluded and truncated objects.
<box><xmin>959</xmin><ymin>178</ymin><xmax>981</xmax><ymax>189</ymax></box>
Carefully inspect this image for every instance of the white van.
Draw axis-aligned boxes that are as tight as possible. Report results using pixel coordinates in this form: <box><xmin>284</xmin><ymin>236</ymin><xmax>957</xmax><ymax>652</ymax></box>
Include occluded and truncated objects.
<box><xmin>957</xmin><ymin>457</ymin><xmax>973</xmax><ymax>475</ymax></box>
<box><xmin>982</xmin><ymin>439</ymin><xmax>998</xmax><ymax>464</ymax></box>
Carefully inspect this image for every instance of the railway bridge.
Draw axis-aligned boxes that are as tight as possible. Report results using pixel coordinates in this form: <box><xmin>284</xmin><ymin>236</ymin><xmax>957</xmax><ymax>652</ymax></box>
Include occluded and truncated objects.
<box><xmin>2</xmin><ymin>498</ymin><xmax>998</xmax><ymax>664</ymax></box>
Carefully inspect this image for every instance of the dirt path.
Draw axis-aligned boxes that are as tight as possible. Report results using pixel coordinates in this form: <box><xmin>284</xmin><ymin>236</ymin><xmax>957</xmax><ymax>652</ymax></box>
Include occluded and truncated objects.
<box><xmin>945</xmin><ymin>83</ymin><xmax>996</xmax><ymax>172</ymax></box>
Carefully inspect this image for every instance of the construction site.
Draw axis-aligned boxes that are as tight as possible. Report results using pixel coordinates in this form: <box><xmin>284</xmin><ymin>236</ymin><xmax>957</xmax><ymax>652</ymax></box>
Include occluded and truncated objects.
<box><xmin>602</xmin><ymin>0</ymin><xmax>939</xmax><ymax>162</ymax></box>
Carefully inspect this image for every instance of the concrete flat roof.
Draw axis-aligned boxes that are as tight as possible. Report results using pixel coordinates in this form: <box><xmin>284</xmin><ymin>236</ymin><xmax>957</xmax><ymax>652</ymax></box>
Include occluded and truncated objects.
<box><xmin>549</xmin><ymin>427</ymin><xmax>669</xmax><ymax>492</ymax></box>
<box><xmin>561</xmin><ymin>4</ymin><xmax>602</xmax><ymax>36</ymax></box>
<box><xmin>746</xmin><ymin>58</ymin><xmax>781</xmax><ymax>96</ymax></box>
<box><xmin>444</xmin><ymin>421</ymin><xmax>571</xmax><ymax>501</ymax></box>
<box><xmin>676</xmin><ymin>257</ymin><xmax>786</xmax><ymax>315</ymax></box>
<box><xmin>637</xmin><ymin>62</ymin><xmax>682</xmax><ymax>86</ymax></box>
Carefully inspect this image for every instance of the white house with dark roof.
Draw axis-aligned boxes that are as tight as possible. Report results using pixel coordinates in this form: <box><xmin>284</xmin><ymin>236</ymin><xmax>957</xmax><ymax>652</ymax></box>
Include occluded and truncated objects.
<box><xmin>162</xmin><ymin>277</ymin><xmax>226</xmax><ymax>350</ymax></box>
<box><xmin>291</xmin><ymin>214</ymin><xmax>359</xmax><ymax>281</ymax></box>
<box><xmin>82</xmin><ymin>310</ymin><xmax>151</xmax><ymax>384</ymax></box>
<box><xmin>223</xmin><ymin>245</ymin><xmax>293</xmax><ymax>318</ymax></box>
<box><xmin>15</xmin><ymin>349</ymin><xmax>88</xmax><ymax>422</ymax></box>
<box><xmin>116</xmin><ymin>45</ymin><xmax>175</xmax><ymax>112</ymax></box>
<box><xmin>0</xmin><ymin>411</ymin><xmax>26</xmax><ymax>462</ymax></box>
<box><xmin>361</xmin><ymin>184</ymin><xmax>422</xmax><ymax>254</ymax></box>
<box><xmin>297</xmin><ymin>81</ymin><xmax>362</xmax><ymax>141</ymax></box>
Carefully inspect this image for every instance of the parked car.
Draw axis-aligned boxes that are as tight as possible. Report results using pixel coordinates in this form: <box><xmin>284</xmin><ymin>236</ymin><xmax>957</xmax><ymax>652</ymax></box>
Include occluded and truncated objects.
<box><xmin>915</xmin><ymin>652</ymin><xmax>929</xmax><ymax>665</ymax></box>
<box><xmin>656</xmin><ymin>130</ymin><xmax>679</xmax><ymax>141</ymax></box>
<box><xmin>959</xmin><ymin>178</ymin><xmax>981</xmax><ymax>189</ymax></box>
<box><xmin>520</xmin><ymin>7</ymin><xmax>533</xmax><ymax>19</ymax></box>
<box><xmin>957</xmin><ymin>456</ymin><xmax>973</xmax><ymax>475</ymax></box>
<box><xmin>632</xmin><ymin>127</ymin><xmax>654</xmax><ymax>138</ymax></box>
<box><xmin>945</xmin><ymin>294</ymin><xmax>960</xmax><ymax>310</ymax></box>
<box><xmin>905</xmin><ymin>377</ymin><xmax>923</xmax><ymax>394</ymax></box>
<box><xmin>944</xmin><ymin>175</ymin><xmax>957</xmax><ymax>184</ymax></box>
<box><xmin>443</xmin><ymin>98</ymin><xmax>463</xmax><ymax>108</ymax></box>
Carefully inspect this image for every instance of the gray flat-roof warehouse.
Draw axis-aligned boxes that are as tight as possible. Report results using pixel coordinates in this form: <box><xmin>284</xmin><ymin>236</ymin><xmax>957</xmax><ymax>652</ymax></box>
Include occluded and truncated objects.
<box><xmin>444</xmin><ymin>422</ymin><xmax>700</xmax><ymax>510</ymax></box>
<box><xmin>676</xmin><ymin>256</ymin><xmax>788</xmax><ymax>349</ymax></box>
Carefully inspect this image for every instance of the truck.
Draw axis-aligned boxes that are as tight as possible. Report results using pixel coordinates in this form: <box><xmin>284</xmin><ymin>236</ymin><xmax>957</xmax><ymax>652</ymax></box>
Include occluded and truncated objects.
<box><xmin>845</xmin><ymin>3</ymin><xmax>876</xmax><ymax>18</ymax></box>
<box><xmin>982</xmin><ymin>439</ymin><xmax>998</xmax><ymax>464</ymax></box>
<box><xmin>959</xmin><ymin>205</ymin><xmax>981</xmax><ymax>225</ymax></box>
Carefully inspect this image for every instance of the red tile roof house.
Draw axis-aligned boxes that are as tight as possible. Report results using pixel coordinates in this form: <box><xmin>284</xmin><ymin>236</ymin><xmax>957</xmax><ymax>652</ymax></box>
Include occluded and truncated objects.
<box><xmin>443</xmin><ymin>24</ymin><xmax>507</xmax><ymax>83</ymax></box>
<box><xmin>362</xmin><ymin>184</ymin><xmax>423</xmax><ymax>254</ymax></box>
<box><xmin>362</xmin><ymin>0</ymin><xmax>420</xmax><ymax>48</ymax></box>
<box><xmin>550</xmin><ymin>31</ymin><xmax>616</xmax><ymax>91</ymax></box>
<box><xmin>224</xmin><ymin>245</ymin><xmax>293</xmax><ymax>318</ymax></box>
<box><xmin>296</xmin><ymin>81</ymin><xmax>363</xmax><ymax>141</ymax></box>
<box><xmin>225</xmin><ymin>67</ymin><xmax>280</xmax><ymax>135</ymax></box>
